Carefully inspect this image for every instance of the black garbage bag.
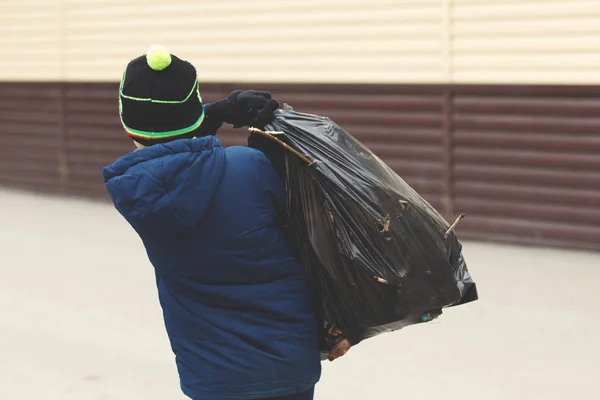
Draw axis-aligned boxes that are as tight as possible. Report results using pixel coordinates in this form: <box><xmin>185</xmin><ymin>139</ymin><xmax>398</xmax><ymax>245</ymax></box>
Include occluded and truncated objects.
<box><xmin>255</xmin><ymin>110</ymin><xmax>478</xmax><ymax>359</ymax></box>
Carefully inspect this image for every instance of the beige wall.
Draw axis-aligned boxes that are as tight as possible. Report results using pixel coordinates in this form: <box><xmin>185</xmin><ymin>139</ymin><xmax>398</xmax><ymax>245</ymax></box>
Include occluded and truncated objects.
<box><xmin>1</xmin><ymin>0</ymin><xmax>599</xmax><ymax>84</ymax></box>
<box><xmin>0</xmin><ymin>1</ymin><xmax>63</xmax><ymax>81</ymax></box>
<box><xmin>451</xmin><ymin>0</ymin><xmax>600</xmax><ymax>84</ymax></box>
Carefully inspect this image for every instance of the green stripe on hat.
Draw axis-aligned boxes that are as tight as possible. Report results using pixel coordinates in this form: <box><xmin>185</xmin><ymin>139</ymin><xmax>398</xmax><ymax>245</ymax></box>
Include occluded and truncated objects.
<box><xmin>122</xmin><ymin>109</ymin><xmax>206</xmax><ymax>140</ymax></box>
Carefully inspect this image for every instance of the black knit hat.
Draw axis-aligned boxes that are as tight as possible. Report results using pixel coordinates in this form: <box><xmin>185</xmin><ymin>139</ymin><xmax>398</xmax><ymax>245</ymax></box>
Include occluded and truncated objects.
<box><xmin>119</xmin><ymin>45</ymin><xmax>205</xmax><ymax>145</ymax></box>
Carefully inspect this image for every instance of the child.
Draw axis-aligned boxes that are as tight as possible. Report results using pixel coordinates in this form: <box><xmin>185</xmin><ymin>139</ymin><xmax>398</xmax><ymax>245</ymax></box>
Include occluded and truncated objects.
<box><xmin>102</xmin><ymin>46</ymin><xmax>321</xmax><ymax>400</ymax></box>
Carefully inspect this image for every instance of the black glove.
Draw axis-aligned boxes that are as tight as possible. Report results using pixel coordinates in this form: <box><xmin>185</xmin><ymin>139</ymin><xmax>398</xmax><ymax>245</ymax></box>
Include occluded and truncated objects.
<box><xmin>227</xmin><ymin>90</ymin><xmax>280</xmax><ymax>128</ymax></box>
<box><xmin>203</xmin><ymin>90</ymin><xmax>280</xmax><ymax>131</ymax></box>
<box><xmin>200</xmin><ymin>99</ymin><xmax>232</xmax><ymax>134</ymax></box>
<box><xmin>251</xmin><ymin>98</ymin><xmax>280</xmax><ymax>128</ymax></box>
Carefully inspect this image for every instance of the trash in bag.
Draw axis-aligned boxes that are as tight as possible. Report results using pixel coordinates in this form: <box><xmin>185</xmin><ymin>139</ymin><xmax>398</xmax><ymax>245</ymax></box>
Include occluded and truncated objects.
<box><xmin>251</xmin><ymin>110</ymin><xmax>478</xmax><ymax>360</ymax></box>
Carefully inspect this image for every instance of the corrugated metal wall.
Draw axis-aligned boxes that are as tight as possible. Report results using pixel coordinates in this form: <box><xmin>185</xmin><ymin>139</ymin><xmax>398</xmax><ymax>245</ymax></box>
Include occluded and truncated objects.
<box><xmin>451</xmin><ymin>0</ymin><xmax>600</xmax><ymax>84</ymax></box>
<box><xmin>0</xmin><ymin>83</ymin><xmax>65</xmax><ymax>192</ymax></box>
<box><xmin>4</xmin><ymin>0</ymin><xmax>600</xmax><ymax>84</ymax></box>
<box><xmin>66</xmin><ymin>0</ymin><xmax>446</xmax><ymax>84</ymax></box>
<box><xmin>64</xmin><ymin>83</ymin><xmax>129</xmax><ymax>197</ymax></box>
<box><xmin>0</xmin><ymin>0</ymin><xmax>447</xmax><ymax>84</ymax></box>
<box><xmin>0</xmin><ymin>1</ymin><xmax>62</xmax><ymax>81</ymax></box>
<box><xmin>451</xmin><ymin>85</ymin><xmax>600</xmax><ymax>249</ymax></box>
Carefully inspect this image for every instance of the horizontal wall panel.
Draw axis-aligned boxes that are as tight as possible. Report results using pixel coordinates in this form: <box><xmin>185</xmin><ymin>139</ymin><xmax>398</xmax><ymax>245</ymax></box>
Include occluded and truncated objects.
<box><xmin>456</xmin><ymin>198</ymin><xmax>600</xmax><ymax>227</ymax></box>
<box><xmin>454</xmin><ymin>165</ymin><xmax>600</xmax><ymax>191</ymax></box>
<box><xmin>454</xmin><ymin>148</ymin><xmax>600</xmax><ymax>171</ymax></box>
<box><xmin>0</xmin><ymin>158</ymin><xmax>60</xmax><ymax>175</ymax></box>
<box><xmin>0</xmin><ymin>1</ymin><xmax>62</xmax><ymax>81</ymax></box>
<box><xmin>3</xmin><ymin>1</ymin><xmax>600</xmax><ymax>85</ymax></box>
<box><xmin>63</xmin><ymin>83</ymin><xmax>129</xmax><ymax>196</ymax></box>
<box><xmin>0</xmin><ymin>99</ymin><xmax>61</xmax><ymax>114</ymax></box>
<box><xmin>62</xmin><ymin>0</ymin><xmax>444</xmax><ymax>83</ymax></box>
<box><xmin>451</xmin><ymin>0</ymin><xmax>600</xmax><ymax>84</ymax></box>
<box><xmin>0</xmin><ymin>170</ymin><xmax>63</xmax><ymax>193</ymax></box>
<box><xmin>453</xmin><ymin>113</ymin><xmax>600</xmax><ymax>135</ymax></box>
<box><xmin>0</xmin><ymin>134</ymin><xmax>63</xmax><ymax>150</ymax></box>
<box><xmin>452</xmin><ymin>86</ymin><xmax>600</xmax><ymax>249</ymax></box>
<box><xmin>0</xmin><ymin>148</ymin><xmax>60</xmax><ymax>164</ymax></box>
<box><xmin>454</xmin><ymin>131</ymin><xmax>600</xmax><ymax>153</ymax></box>
<box><xmin>1</xmin><ymin>111</ymin><xmax>64</xmax><ymax>125</ymax></box>
<box><xmin>0</xmin><ymin>82</ymin><xmax>63</xmax><ymax>190</ymax></box>
<box><xmin>453</xmin><ymin>36</ymin><xmax>600</xmax><ymax>53</ymax></box>
<box><xmin>458</xmin><ymin>215</ymin><xmax>600</xmax><ymax>251</ymax></box>
<box><xmin>455</xmin><ymin>181</ymin><xmax>600</xmax><ymax>210</ymax></box>
<box><xmin>67</xmin><ymin>136</ymin><xmax>131</xmax><ymax>155</ymax></box>
<box><xmin>452</xmin><ymin>1</ymin><xmax>600</xmax><ymax>20</ymax></box>
<box><xmin>454</xmin><ymin>96</ymin><xmax>600</xmax><ymax>118</ymax></box>
<box><xmin>451</xmin><ymin>71</ymin><xmax>600</xmax><ymax>85</ymax></box>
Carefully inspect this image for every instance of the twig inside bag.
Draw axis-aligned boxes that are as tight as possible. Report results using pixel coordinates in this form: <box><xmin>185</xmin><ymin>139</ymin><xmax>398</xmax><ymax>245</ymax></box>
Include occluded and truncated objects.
<box><xmin>248</xmin><ymin>127</ymin><xmax>314</xmax><ymax>166</ymax></box>
<box><xmin>445</xmin><ymin>213</ymin><xmax>466</xmax><ymax>238</ymax></box>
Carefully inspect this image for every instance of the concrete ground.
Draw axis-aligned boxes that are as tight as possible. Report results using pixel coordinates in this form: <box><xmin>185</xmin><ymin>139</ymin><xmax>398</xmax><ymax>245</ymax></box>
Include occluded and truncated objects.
<box><xmin>1</xmin><ymin>189</ymin><xmax>599</xmax><ymax>400</ymax></box>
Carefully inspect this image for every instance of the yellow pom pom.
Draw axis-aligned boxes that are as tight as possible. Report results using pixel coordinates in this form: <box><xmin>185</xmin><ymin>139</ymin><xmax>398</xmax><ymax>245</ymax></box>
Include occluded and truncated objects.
<box><xmin>146</xmin><ymin>45</ymin><xmax>172</xmax><ymax>71</ymax></box>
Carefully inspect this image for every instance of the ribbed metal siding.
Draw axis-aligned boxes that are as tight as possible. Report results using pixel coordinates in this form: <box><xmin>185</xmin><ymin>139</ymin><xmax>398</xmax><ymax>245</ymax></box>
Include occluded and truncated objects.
<box><xmin>452</xmin><ymin>86</ymin><xmax>600</xmax><ymax>249</ymax></box>
<box><xmin>451</xmin><ymin>0</ymin><xmax>600</xmax><ymax>84</ymax></box>
<box><xmin>63</xmin><ymin>0</ymin><xmax>445</xmax><ymax>84</ymax></box>
<box><xmin>0</xmin><ymin>1</ymin><xmax>62</xmax><ymax>81</ymax></box>
<box><xmin>64</xmin><ymin>83</ymin><xmax>129</xmax><ymax>197</ymax></box>
<box><xmin>0</xmin><ymin>83</ymin><xmax>64</xmax><ymax>192</ymax></box>
<box><xmin>2</xmin><ymin>0</ymin><xmax>446</xmax><ymax>83</ymax></box>
<box><xmin>3</xmin><ymin>1</ymin><xmax>600</xmax><ymax>85</ymax></box>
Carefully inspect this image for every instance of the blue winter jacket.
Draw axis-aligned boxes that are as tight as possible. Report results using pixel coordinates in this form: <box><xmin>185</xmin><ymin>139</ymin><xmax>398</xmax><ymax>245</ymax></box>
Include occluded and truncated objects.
<box><xmin>102</xmin><ymin>136</ymin><xmax>321</xmax><ymax>400</ymax></box>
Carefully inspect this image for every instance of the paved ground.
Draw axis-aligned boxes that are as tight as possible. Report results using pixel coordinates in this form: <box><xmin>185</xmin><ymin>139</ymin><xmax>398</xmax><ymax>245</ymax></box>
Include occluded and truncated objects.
<box><xmin>1</xmin><ymin>188</ymin><xmax>599</xmax><ymax>400</ymax></box>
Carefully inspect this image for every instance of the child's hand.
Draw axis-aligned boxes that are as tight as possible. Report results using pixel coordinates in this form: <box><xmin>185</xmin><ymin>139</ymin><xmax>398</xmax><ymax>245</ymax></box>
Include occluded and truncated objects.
<box><xmin>227</xmin><ymin>90</ymin><xmax>280</xmax><ymax>128</ymax></box>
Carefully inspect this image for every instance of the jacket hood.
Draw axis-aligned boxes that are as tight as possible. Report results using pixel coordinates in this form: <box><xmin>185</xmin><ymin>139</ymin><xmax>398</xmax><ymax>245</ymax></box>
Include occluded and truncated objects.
<box><xmin>102</xmin><ymin>136</ymin><xmax>226</xmax><ymax>235</ymax></box>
